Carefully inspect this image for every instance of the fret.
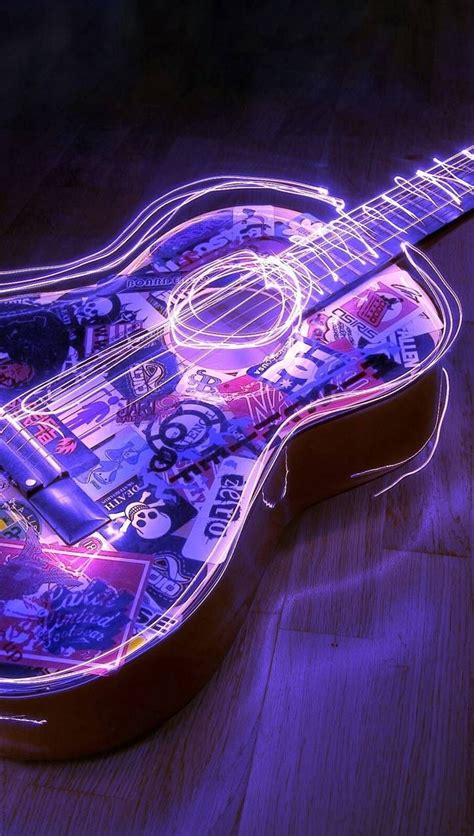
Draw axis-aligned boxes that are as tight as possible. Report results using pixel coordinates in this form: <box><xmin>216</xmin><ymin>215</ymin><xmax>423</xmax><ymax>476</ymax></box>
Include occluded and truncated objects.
<box><xmin>322</xmin><ymin>222</ymin><xmax>393</xmax><ymax>263</ymax></box>
<box><xmin>377</xmin><ymin>193</ymin><xmax>452</xmax><ymax>235</ymax></box>
<box><xmin>313</xmin><ymin>225</ymin><xmax>383</xmax><ymax>264</ymax></box>
<box><xmin>429</xmin><ymin>161</ymin><xmax>471</xmax><ymax>194</ymax></box>
<box><xmin>431</xmin><ymin>148</ymin><xmax>474</xmax><ymax>177</ymax></box>
<box><xmin>287</xmin><ymin>237</ymin><xmax>342</xmax><ymax>280</ymax></box>
<box><xmin>286</xmin><ymin>147</ymin><xmax>474</xmax><ymax>306</ymax></box>
<box><xmin>392</xmin><ymin>179</ymin><xmax>458</xmax><ymax>228</ymax></box>
<box><xmin>433</xmin><ymin>150</ymin><xmax>474</xmax><ymax>184</ymax></box>
<box><xmin>360</xmin><ymin>203</ymin><xmax>406</xmax><ymax>235</ymax></box>
<box><xmin>359</xmin><ymin>217</ymin><xmax>407</xmax><ymax>255</ymax></box>
<box><xmin>394</xmin><ymin>175</ymin><xmax>439</xmax><ymax>210</ymax></box>
<box><xmin>297</xmin><ymin>251</ymin><xmax>339</xmax><ymax>282</ymax></box>
<box><xmin>414</xmin><ymin>176</ymin><xmax>464</xmax><ymax>212</ymax></box>
<box><xmin>382</xmin><ymin>192</ymin><xmax>419</xmax><ymax>222</ymax></box>
<box><xmin>328</xmin><ymin>218</ymin><xmax>379</xmax><ymax>264</ymax></box>
<box><xmin>325</xmin><ymin>260</ymin><xmax>370</xmax><ymax>287</ymax></box>
<box><xmin>418</xmin><ymin>158</ymin><xmax>474</xmax><ymax>201</ymax></box>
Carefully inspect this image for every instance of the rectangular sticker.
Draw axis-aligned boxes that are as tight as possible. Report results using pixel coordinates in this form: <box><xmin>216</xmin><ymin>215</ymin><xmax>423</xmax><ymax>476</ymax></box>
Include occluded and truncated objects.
<box><xmin>100</xmin><ymin>476</ymin><xmax>197</xmax><ymax>554</ymax></box>
<box><xmin>0</xmin><ymin>542</ymin><xmax>153</xmax><ymax>671</ymax></box>
<box><xmin>76</xmin><ymin>426</ymin><xmax>151</xmax><ymax>500</ymax></box>
<box><xmin>182</xmin><ymin>455</ymin><xmax>255</xmax><ymax>563</ymax></box>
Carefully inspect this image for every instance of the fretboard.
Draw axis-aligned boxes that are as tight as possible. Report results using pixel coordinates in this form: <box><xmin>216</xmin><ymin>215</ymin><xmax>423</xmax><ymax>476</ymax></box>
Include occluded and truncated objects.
<box><xmin>289</xmin><ymin>146</ymin><xmax>474</xmax><ymax>301</ymax></box>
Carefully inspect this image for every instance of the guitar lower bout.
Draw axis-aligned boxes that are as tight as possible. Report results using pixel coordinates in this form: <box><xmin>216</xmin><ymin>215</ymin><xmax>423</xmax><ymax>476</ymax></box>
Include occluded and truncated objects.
<box><xmin>0</xmin><ymin>367</ymin><xmax>441</xmax><ymax>760</ymax></box>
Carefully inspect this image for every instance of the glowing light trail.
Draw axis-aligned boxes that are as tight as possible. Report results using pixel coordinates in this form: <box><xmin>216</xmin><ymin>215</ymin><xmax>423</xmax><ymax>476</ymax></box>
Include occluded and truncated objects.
<box><xmin>0</xmin><ymin>148</ymin><xmax>469</xmax><ymax>689</ymax></box>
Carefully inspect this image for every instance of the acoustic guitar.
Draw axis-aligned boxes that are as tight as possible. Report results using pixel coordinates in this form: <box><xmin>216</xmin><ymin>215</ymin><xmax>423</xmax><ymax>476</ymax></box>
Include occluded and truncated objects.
<box><xmin>0</xmin><ymin>148</ymin><xmax>471</xmax><ymax>759</ymax></box>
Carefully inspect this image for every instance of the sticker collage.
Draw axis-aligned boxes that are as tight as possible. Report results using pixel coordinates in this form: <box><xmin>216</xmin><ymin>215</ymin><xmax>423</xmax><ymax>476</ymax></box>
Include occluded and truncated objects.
<box><xmin>0</xmin><ymin>204</ymin><xmax>443</xmax><ymax>682</ymax></box>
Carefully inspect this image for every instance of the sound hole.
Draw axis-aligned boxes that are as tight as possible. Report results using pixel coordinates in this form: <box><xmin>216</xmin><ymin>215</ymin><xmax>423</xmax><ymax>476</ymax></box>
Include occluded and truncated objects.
<box><xmin>167</xmin><ymin>250</ymin><xmax>308</xmax><ymax>370</ymax></box>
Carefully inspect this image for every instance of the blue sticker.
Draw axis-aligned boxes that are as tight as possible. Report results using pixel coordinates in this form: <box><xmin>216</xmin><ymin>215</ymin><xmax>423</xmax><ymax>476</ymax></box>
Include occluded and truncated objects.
<box><xmin>48</xmin><ymin>291</ymin><xmax>140</xmax><ymax>362</ymax></box>
<box><xmin>101</xmin><ymin>476</ymin><xmax>197</xmax><ymax>554</ymax></box>
<box><xmin>52</xmin><ymin>291</ymin><xmax>138</xmax><ymax>330</ymax></box>
<box><xmin>99</xmin><ymin>272</ymin><xmax>183</xmax><ymax>293</ymax></box>
<box><xmin>149</xmin><ymin>211</ymin><xmax>234</xmax><ymax>265</ymax></box>
<box><xmin>395</xmin><ymin>330</ymin><xmax>436</xmax><ymax>369</ymax></box>
<box><xmin>107</xmin><ymin>340</ymin><xmax>179</xmax><ymax>402</ymax></box>
<box><xmin>43</xmin><ymin>579</ymin><xmax>134</xmax><ymax>655</ymax></box>
<box><xmin>135</xmin><ymin>535</ymin><xmax>202</xmax><ymax>626</ymax></box>
<box><xmin>0</xmin><ymin>499</ymin><xmax>42</xmax><ymax>541</ymax></box>
<box><xmin>248</xmin><ymin>335</ymin><xmax>348</xmax><ymax>395</ymax></box>
<box><xmin>145</xmin><ymin>399</ymin><xmax>228</xmax><ymax>473</ymax></box>
<box><xmin>77</xmin><ymin>427</ymin><xmax>151</xmax><ymax>499</ymax></box>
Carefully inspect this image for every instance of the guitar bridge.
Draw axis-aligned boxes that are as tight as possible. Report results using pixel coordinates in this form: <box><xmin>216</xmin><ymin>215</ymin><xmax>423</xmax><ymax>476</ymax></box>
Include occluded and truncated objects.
<box><xmin>0</xmin><ymin>413</ymin><xmax>109</xmax><ymax>545</ymax></box>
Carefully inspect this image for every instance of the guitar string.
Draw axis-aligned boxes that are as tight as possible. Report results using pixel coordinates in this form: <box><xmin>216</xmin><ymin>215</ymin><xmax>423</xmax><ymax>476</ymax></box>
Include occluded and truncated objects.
<box><xmin>0</xmin><ymin>148</ymin><xmax>472</xmax><ymax>294</ymax></box>
<box><xmin>0</xmin><ymin>244</ymin><xmax>461</xmax><ymax>685</ymax></box>
<box><xmin>54</xmin><ymin>179</ymin><xmax>468</xmax><ymax>449</ymax></box>
<box><xmin>0</xmin><ymin>272</ymin><xmax>273</xmax><ymax>468</ymax></box>
<box><xmin>0</xmin><ymin>149</ymin><xmax>471</xmax><ymax>421</ymax></box>
<box><xmin>1</xmin><ymin>261</ymin><xmax>306</xmax><ymax>468</ymax></box>
<box><xmin>6</xmin><ymin>252</ymin><xmax>461</xmax><ymax>685</ymax></box>
<box><xmin>0</xmin><ymin>151</ymin><xmax>470</xmax><ymax>332</ymax></box>
<box><xmin>48</xmin><ymin>241</ymin><xmax>444</xmax><ymax>444</ymax></box>
<box><xmin>10</xmin><ymin>154</ymin><xmax>473</xmax><ymax>410</ymax></box>
<box><xmin>4</xmin><ymin>158</ymin><xmax>473</xmax><ymax>430</ymax></box>
<box><xmin>23</xmin><ymin>173</ymin><xmax>474</xmax><ymax>417</ymax></box>
<box><xmin>0</xmin><ymin>167</ymin><xmax>450</xmax><ymax>283</ymax></box>
<box><xmin>1</xmin><ymin>176</ymin><xmax>470</xmax><ymax>458</ymax></box>
<box><xmin>291</xmin><ymin>171</ymin><xmax>474</xmax><ymax>271</ymax></box>
<box><xmin>0</xmin><ymin>161</ymin><xmax>468</xmax><ymax>299</ymax></box>
<box><xmin>60</xmin><ymin>270</ymin><xmax>301</xmax><ymax>420</ymax></box>
<box><xmin>1</xmin><ymin>156</ymin><xmax>472</xmax><ymax>460</ymax></box>
<box><xmin>7</xmin><ymin>252</ymin><xmax>305</xmax><ymax>423</ymax></box>
<box><xmin>1</xmin><ymin>275</ymin><xmax>309</xmax><ymax>492</ymax></box>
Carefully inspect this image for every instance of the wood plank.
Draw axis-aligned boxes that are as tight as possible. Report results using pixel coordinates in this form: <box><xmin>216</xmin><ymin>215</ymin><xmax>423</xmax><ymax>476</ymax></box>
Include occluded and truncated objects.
<box><xmin>239</xmin><ymin>552</ymin><xmax>470</xmax><ymax>835</ymax></box>
<box><xmin>382</xmin><ymin>323</ymin><xmax>472</xmax><ymax>558</ymax></box>
<box><xmin>3</xmin><ymin>613</ymin><xmax>279</xmax><ymax>835</ymax></box>
<box><xmin>2</xmin><ymin>783</ymin><xmax>139</xmax><ymax>836</ymax></box>
<box><xmin>0</xmin><ymin>1</ymin><xmax>472</xmax><ymax>832</ymax></box>
<box><xmin>279</xmin><ymin>485</ymin><xmax>388</xmax><ymax>637</ymax></box>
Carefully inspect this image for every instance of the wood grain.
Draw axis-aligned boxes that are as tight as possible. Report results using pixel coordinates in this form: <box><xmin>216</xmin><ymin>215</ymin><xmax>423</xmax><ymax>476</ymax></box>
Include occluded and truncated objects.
<box><xmin>0</xmin><ymin>1</ymin><xmax>472</xmax><ymax>833</ymax></box>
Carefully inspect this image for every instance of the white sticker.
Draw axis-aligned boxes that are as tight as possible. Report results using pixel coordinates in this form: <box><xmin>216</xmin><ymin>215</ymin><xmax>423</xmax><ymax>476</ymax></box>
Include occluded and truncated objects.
<box><xmin>181</xmin><ymin>455</ymin><xmax>255</xmax><ymax>563</ymax></box>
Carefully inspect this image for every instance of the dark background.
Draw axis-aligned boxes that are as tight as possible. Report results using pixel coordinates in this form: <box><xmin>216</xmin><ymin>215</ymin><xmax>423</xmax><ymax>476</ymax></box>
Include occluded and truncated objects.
<box><xmin>0</xmin><ymin>1</ymin><xmax>472</xmax><ymax>266</ymax></box>
<box><xmin>0</xmin><ymin>2</ymin><xmax>472</xmax><ymax>834</ymax></box>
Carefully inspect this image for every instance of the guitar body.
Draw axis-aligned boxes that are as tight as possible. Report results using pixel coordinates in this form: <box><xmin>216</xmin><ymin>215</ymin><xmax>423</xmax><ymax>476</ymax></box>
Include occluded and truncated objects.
<box><xmin>0</xmin><ymin>368</ymin><xmax>441</xmax><ymax>760</ymax></box>
<box><xmin>0</xmin><ymin>167</ymin><xmax>466</xmax><ymax>760</ymax></box>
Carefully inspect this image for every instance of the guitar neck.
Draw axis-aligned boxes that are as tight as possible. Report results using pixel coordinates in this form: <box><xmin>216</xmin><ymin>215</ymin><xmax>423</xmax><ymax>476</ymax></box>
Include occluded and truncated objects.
<box><xmin>290</xmin><ymin>147</ymin><xmax>474</xmax><ymax>298</ymax></box>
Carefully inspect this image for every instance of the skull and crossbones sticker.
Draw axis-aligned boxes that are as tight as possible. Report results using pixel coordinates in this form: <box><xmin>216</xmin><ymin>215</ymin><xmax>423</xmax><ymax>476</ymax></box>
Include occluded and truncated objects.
<box><xmin>109</xmin><ymin>490</ymin><xmax>173</xmax><ymax>539</ymax></box>
<box><xmin>102</xmin><ymin>478</ymin><xmax>197</xmax><ymax>552</ymax></box>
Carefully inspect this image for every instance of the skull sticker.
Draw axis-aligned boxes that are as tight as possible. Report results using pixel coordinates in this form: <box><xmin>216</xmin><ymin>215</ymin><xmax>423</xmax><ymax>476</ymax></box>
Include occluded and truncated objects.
<box><xmin>109</xmin><ymin>490</ymin><xmax>172</xmax><ymax>540</ymax></box>
<box><xmin>102</xmin><ymin>477</ymin><xmax>197</xmax><ymax>554</ymax></box>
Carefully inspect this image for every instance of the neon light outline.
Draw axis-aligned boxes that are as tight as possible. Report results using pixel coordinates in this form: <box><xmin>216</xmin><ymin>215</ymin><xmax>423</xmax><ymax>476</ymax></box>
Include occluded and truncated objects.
<box><xmin>0</xmin><ymin>147</ymin><xmax>469</xmax><ymax>691</ymax></box>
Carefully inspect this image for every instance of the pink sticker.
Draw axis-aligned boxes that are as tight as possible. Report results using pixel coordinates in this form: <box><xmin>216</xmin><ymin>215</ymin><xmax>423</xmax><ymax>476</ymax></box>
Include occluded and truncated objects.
<box><xmin>341</xmin><ymin>281</ymin><xmax>418</xmax><ymax>335</ymax></box>
<box><xmin>218</xmin><ymin>374</ymin><xmax>285</xmax><ymax>422</ymax></box>
<box><xmin>0</xmin><ymin>542</ymin><xmax>153</xmax><ymax>672</ymax></box>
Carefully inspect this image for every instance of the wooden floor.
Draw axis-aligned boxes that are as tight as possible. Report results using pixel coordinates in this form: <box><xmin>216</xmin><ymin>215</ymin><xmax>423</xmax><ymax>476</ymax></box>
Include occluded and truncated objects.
<box><xmin>0</xmin><ymin>2</ymin><xmax>472</xmax><ymax>833</ymax></box>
